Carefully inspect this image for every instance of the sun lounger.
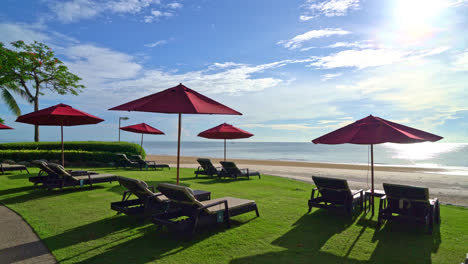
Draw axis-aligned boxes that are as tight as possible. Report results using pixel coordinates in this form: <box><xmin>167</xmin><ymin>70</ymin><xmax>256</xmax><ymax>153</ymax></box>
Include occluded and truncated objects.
<box><xmin>130</xmin><ymin>155</ymin><xmax>170</xmax><ymax>170</ymax></box>
<box><xmin>111</xmin><ymin>176</ymin><xmax>171</xmax><ymax>217</ymax></box>
<box><xmin>29</xmin><ymin>160</ymin><xmax>98</xmax><ymax>186</ymax></box>
<box><xmin>308</xmin><ymin>176</ymin><xmax>363</xmax><ymax>216</ymax></box>
<box><xmin>378</xmin><ymin>183</ymin><xmax>440</xmax><ymax>233</ymax></box>
<box><xmin>1</xmin><ymin>161</ymin><xmax>29</xmax><ymax>175</ymax></box>
<box><xmin>115</xmin><ymin>154</ymin><xmax>139</xmax><ymax>169</ymax></box>
<box><xmin>195</xmin><ymin>158</ymin><xmax>222</xmax><ymax>178</ymax></box>
<box><xmin>152</xmin><ymin>183</ymin><xmax>259</xmax><ymax>236</ymax></box>
<box><xmin>219</xmin><ymin>161</ymin><xmax>261</xmax><ymax>180</ymax></box>
<box><xmin>41</xmin><ymin>163</ymin><xmax>116</xmax><ymax>190</ymax></box>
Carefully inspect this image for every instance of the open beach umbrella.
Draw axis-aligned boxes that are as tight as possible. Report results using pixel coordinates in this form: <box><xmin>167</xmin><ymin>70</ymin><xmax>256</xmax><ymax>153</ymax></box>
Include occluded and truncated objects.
<box><xmin>109</xmin><ymin>83</ymin><xmax>242</xmax><ymax>184</ymax></box>
<box><xmin>0</xmin><ymin>123</ymin><xmax>13</xmax><ymax>129</ymax></box>
<box><xmin>312</xmin><ymin>115</ymin><xmax>442</xmax><ymax>212</ymax></box>
<box><xmin>120</xmin><ymin>123</ymin><xmax>165</xmax><ymax>155</ymax></box>
<box><xmin>16</xmin><ymin>103</ymin><xmax>104</xmax><ymax>166</ymax></box>
<box><xmin>198</xmin><ymin>123</ymin><xmax>253</xmax><ymax>161</ymax></box>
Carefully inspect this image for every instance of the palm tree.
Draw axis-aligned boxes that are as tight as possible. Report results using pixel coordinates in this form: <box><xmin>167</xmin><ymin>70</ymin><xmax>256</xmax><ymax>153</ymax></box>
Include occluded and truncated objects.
<box><xmin>1</xmin><ymin>83</ymin><xmax>29</xmax><ymax>116</ymax></box>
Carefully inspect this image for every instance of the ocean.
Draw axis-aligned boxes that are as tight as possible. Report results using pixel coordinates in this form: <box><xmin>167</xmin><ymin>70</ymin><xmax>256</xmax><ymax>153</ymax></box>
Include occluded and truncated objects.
<box><xmin>141</xmin><ymin>141</ymin><xmax>468</xmax><ymax>173</ymax></box>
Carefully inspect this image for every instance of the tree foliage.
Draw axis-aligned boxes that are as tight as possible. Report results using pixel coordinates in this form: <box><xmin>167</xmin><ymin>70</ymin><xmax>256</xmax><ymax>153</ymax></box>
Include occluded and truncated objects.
<box><xmin>0</xmin><ymin>40</ymin><xmax>85</xmax><ymax>141</ymax></box>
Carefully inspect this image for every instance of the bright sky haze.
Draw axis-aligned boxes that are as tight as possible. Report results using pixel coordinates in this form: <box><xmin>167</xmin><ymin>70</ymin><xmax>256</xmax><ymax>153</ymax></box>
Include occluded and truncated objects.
<box><xmin>1</xmin><ymin>0</ymin><xmax>467</xmax><ymax>143</ymax></box>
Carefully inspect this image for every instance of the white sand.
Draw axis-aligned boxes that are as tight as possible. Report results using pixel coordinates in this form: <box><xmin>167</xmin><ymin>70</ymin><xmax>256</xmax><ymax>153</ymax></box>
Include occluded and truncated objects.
<box><xmin>147</xmin><ymin>154</ymin><xmax>468</xmax><ymax>206</ymax></box>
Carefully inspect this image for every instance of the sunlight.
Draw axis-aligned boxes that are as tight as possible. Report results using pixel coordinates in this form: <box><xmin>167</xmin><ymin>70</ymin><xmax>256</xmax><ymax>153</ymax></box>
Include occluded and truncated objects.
<box><xmin>392</xmin><ymin>0</ymin><xmax>446</xmax><ymax>43</ymax></box>
<box><xmin>383</xmin><ymin>142</ymin><xmax>465</xmax><ymax>161</ymax></box>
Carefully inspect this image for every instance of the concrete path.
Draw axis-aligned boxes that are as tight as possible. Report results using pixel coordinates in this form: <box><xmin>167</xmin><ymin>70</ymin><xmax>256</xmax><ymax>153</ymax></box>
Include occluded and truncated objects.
<box><xmin>0</xmin><ymin>205</ymin><xmax>56</xmax><ymax>264</ymax></box>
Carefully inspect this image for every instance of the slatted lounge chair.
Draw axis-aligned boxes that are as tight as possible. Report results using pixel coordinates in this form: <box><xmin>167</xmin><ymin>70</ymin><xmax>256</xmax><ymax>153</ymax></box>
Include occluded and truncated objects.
<box><xmin>152</xmin><ymin>183</ymin><xmax>259</xmax><ymax>236</ymax></box>
<box><xmin>219</xmin><ymin>161</ymin><xmax>261</xmax><ymax>180</ymax></box>
<box><xmin>115</xmin><ymin>154</ymin><xmax>139</xmax><ymax>169</ymax></box>
<box><xmin>130</xmin><ymin>155</ymin><xmax>170</xmax><ymax>170</ymax></box>
<box><xmin>195</xmin><ymin>158</ymin><xmax>222</xmax><ymax>178</ymax></box>
<box><xmin>111</xmin><ymin>176</ymin><xmax>171</xmax><ymax>217</ymax></box>
<box><xmin>308</xmin><ymin>176</ymin><xmax>363</xmax><ymax>216</ymax></box>
<box><xmin>0</xmin><ymin>161</ymin><xmax>29</xmax><ymax>175</ymax></box>
<box><xmin>29</xmin><ymin>160</ymin><xmax>98</xmax><ymax>186</ymax></box>
<box><xmin>378</xmin><ymin>183</ymin><xmax>440</xmax><ymax>234</ymax></box>
<box><xmin>42</xmin><ymin>163</ymin><xmax>117</xmax><ymax>190</ymax></box>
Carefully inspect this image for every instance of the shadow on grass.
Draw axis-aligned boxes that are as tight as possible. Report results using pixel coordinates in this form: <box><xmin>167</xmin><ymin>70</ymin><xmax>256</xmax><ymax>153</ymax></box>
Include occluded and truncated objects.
<box><xmin>231</xmin><ymin>209</ymin><xmax>441</xmax><ymax>264</ymax></box>
<box><xmin>60</xmin><ymin>217</ymin><xmax>249</xmax><ymax>264</ymax></box>
<box><xmin>6</xmin><ymin>173</ymin><xmax>30</xmax><ymax>180</ymax></box>
<box><xmin>0</xmin><ymin>185</ymin><xmax>36</xmax><ymax>196</ymax></box>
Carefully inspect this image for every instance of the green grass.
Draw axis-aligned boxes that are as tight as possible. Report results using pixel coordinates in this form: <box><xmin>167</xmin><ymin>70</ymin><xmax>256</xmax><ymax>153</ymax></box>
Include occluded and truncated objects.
<box><xmin>1</xmin><ymin>168</ymin><xmax>467</xmax><ymax>264</ymax></box>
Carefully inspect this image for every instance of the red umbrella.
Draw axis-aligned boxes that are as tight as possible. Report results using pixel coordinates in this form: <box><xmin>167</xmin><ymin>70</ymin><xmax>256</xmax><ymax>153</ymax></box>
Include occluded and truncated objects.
<box><xmin>198</xmin><ymin>123</ymin><xmax>253</xmax><ymax>161</ymax></box>
<box><xmin>0</xmin><ymin>123</ymin><xmax>13</xmax><ymax>129</ymax></box>
<box><xmin>120</xmin><ymin>123</ymin><xmax>165</xmax><ymax>154</ymax></box>
<box><xmin>16</xmin><ymin>103</ymin><xmax>104</xmax><ymax>166</ymax></box>
<box><xmin>109</xmin><ymin>83</ymin><xmax>242</xmax><ymax>184</ymax></box>
<box><xmin>312</xmin><ymin>115</ymin><xmax>442</xmax><ymax>213</ymax></box>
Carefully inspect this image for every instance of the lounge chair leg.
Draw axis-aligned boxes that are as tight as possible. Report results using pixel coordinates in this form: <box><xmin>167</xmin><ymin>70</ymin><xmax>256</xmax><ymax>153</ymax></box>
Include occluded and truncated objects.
<box><xmin>255</xmin><ymin>206</ymin><xmax>260</xmax><ymax>217</ymax></box>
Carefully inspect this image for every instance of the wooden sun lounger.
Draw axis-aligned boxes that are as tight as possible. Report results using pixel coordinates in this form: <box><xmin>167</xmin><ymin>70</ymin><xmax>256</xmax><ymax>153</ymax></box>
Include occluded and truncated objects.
<box><xmin>219</xmin><ymin>161</ymin><xmax>261</xmax><ymax>180</ymax></box>
<box><xmin>195</xmin><ymin>158</ymin><xmax>222</xmax><ymax>178</ymax></box>
<box><xmin>1</xmin><ymin>163</ymin><xmax>29</xmax><ymax>175</ymax></box>
<box><xmin>130</xmin><ymin>155</ymin><xmax>170</xmax><ymax>170</ymax></box>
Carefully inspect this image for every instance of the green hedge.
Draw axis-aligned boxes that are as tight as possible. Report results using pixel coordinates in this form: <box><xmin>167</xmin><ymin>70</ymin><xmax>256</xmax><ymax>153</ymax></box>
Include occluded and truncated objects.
<box><xmin>0</xmin><ymin>141</ymin><xmax>145</xmax><ymax>166</ymax></box>
<box><xmin>0</xmin><ymin>141</ymin><xmax>145</xmax><ymax>156</ymax></box>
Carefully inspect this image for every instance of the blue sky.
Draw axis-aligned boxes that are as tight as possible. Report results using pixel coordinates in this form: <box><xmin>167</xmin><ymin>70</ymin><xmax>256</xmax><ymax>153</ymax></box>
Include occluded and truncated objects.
<box><xmin>1</xmin><ymin>0</ymin><xmax>468</xmax><ymax>143</ymax></box>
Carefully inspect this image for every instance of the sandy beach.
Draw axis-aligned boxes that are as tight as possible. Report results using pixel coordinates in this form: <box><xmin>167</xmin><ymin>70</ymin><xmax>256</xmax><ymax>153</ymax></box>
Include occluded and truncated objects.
<box><xmin>147</xmin><ymin>154</ymin><xmax>468</xmax><ymax>207</ymax></box>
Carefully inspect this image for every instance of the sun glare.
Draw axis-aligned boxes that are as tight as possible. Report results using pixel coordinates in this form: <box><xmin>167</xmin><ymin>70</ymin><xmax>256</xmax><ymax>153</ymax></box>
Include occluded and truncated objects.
<box><xmin>392</xmin><ymin>0</ymin><xmax>446</xmax><ymax>43</ymax></box>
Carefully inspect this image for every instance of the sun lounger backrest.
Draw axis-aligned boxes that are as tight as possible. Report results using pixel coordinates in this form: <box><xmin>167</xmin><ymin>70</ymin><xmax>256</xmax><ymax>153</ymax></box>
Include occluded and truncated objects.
<box><xmin>220</xmin><ymin>161</ymin><xmax>241</xmax><ymax>175</ymax></box>
<box><xmin>312</xmin><ymin>176</ymin><xmax>352</xmax><ymax>204</ymax></box>
<box><xmin>157</xmin><ymin>183</ymin><xmax>202</xmax><ymax>205</ymax></box>
<box><xmin>383</xmin><ymin>183</ymin><xmax>431</xmax><ymax>215</ymax></box>
<box><xmin>197</xmin><ymin>158</ymin><xmax>218</xmax><ymax>174</ymax></box>
<box><xmin>31</xmin><ymin>160</ymin><xmax>56</xmax><ymax>175</ymax></box>
<box><xmin>117</xmin><ymin>176</ymin><xmax>159</xmax><ymax>201</ymax></box>
<box><xmin>47</xmin><ymin>163</ymin><xmax>72</xmax><ymax>178</ymax></box>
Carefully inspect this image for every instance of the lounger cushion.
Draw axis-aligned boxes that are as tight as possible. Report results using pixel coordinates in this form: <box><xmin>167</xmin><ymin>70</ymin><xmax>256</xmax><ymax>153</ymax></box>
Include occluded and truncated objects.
<box><xmin>72</xmin><ymin>174</ymin><xmax>116</xmax><ymax>181</ymax></box>
<box><xmin>117</xmin><ymin>176</ymin><xmax>168</xmax><ymax>202</ymax></box>
<box><xmin>200</xmin><ymin>197</ymin><xmax>255</xmax><ymax>214</ymax></box>
<box><xmin>157</xmin><ymin>183</ymin><xmax>196</xmax><ymax>203</ymax></box>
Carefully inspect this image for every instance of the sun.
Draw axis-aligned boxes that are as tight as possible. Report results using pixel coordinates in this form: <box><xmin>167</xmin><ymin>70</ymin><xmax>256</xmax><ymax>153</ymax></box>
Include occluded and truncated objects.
<box><xmin>391</xmin><ymin>0</ymin><xmax>446</xmax><ymax>43</ymax></box>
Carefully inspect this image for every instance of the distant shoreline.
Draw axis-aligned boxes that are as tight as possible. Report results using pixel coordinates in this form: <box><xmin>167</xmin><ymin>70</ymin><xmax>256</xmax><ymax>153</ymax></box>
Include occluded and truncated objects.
<box><xmin>147</xmin><ymin>154</ymin><xmax>468</xmax><ymax>206</ymax></box>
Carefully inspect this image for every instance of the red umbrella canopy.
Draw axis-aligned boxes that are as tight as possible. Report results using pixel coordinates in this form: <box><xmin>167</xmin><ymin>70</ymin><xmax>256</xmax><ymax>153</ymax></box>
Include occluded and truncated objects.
<box><xmin>312</xmin><ymin>115</ymin><xmax>442</xmax><ymax>145</ymax></box>
<box><xmin>109</xmin><ymin>83</ymin><xmax>242</xmax><ymax>115</ymax></box>
<box><xmin>120</xmin><ymin>123</ymin><xmax>164</xmax><ymax>135</ymax></box>
<box><xmin>0</xmin><ymin>123</ymin><xmax>13</xmax><ymax>129</ymax></box>
<box><xmin>16</xmin><ymin>103</ymin><xmax>104</xmax><ymax>126</ymax></box>
<box><xmin>198</xmin><ymin>123</ymin><xmax>253</xmax><ymax>139</ymax></box>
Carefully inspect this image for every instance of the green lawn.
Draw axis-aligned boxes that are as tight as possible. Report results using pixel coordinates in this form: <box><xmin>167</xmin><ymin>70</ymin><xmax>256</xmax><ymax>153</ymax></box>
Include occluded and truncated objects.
<box><xmin>1</xmin><ymin>167</ymin><xmax>467</xmax><ymax>264</ymax></box>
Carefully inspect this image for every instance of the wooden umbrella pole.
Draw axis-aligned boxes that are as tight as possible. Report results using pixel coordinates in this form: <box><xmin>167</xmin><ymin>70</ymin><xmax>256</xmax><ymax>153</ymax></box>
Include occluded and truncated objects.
<box><xmin>176</xmin><ymin>113</ymin><xmax>181</xmax><ymax>185</ymax></box>
<box><xmin>61</xmin><ymin>125</ymin><xmax>64</xmax><ymax>167</ymax></box>
<box><xmin>224</xmin><ymin>139</ymin><xmax>226</xmax><ymax>161</ymax></box>
<box><xmin>140</xmin><ymin>133</ymin><xmax>144</xmax><ymax>155</ymax></box>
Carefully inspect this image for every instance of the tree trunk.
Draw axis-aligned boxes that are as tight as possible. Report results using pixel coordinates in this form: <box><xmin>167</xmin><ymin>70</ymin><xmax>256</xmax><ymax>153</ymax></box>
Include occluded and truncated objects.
<box><xmin>34</xmin><ymin>99</ymin><xmax>39</xmax><ymax>142</ymax></box>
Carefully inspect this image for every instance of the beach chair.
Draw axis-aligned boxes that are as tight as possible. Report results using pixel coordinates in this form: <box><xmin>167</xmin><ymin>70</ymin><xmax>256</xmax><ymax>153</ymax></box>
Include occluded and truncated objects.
<box><xmin>308</xmin><ymin>176</ymin><xmax>363</xmax><ymax>216</ymax></box>
<box><xmin>115</xmin><ymin>154</ymin><xmax>139</xmax><ymax>169</ymax></box>
<box><xmin>195</xmin><ymin>158</ymin><xmax>222</xmax><ymax>178</ymax></box>
<box><xmin>152</xmin><ymin>183</ymin><xmax>259</xmax><ymax>236</ymax></box>
<box><xmin>0</xmin><ymin>160</ymin><xmax>29</xmax><ymax>175</ymax></box>
<box><xmin>219</xmin><ymin>161</ymin><xmax>261</xmax><ymax>180</ymax></box>
<box><xmin>29</xmin><ymin>160</ymin><xmax>98</xmax><ymax>186</ymax></box>
<box><xmin>130</xmin><ymin>155</ymin><xmax>170</xmax><ymax>170</ymax></box>
<box><xmin>111</xmin><ymin>176</ymin><xmax>171</xmax><ymax>217</ymax></box>
<box><xmin>42</xmin><ymin>163</ymin><xmax>117</xmax><ymax>190</ymax></box>
<box><xmin>378</xmin><ymin>183</ymin><xmax>440</xmax><ymax>234</ymax></box>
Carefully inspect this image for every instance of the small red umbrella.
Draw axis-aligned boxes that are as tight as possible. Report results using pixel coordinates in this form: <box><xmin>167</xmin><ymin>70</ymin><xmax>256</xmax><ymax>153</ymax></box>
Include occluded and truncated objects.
<box><xmin>120</xmin><ymin>123</ymin><xmax>165</xmax><ymax>154</ymax></box>
<box><xmin>0</xmin><ymin>123</ymin><xmax>13</xmax><ymax>129</ymax></box>
<box><xmin>198</xmin><ymin>123</ymin><xmax>253</xmax><ymax>161</ymax></box>
<box><xmin>312</xmin><ymin>115</ymin><xmax>442</xmax><ymax>213</ymax></box>
<box><xmin>16</xmin><ymin>103</ymin><xmax>104</xmax><ymax>166</ymax></box>
<box><xmin>110</xmin><ymin>83</ymin><xmax>242</xmax><ymax>184</ymax></box>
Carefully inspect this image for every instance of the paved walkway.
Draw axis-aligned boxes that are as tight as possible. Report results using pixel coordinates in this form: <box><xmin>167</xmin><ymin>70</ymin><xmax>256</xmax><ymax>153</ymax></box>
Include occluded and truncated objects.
<box><xmin>0</xmin><ymin>205</ymin><xmax>56</xmax><ymax>264</ymax></box>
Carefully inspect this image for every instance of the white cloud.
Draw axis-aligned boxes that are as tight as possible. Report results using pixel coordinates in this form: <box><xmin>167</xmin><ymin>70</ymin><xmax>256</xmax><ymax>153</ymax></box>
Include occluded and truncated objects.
<box><xmin>299</xmin><ymin>15</ymin><xmax>314</xmax><ymax>21</ymax></box>
<box><xmin>167</xmin><ymin>2</ymin><xmax>182</xmax><ymax>9</ymax></box>
<box><xmin>326</xmin><ymin>41</ymin><xmax>374</xmax><ymax>49</ymax></box>
<box><xmin>321</xmin><ymin>73</ymin><xmax>342</xmax><ymax>81</ymax></box>
<box><xmin>309</xmin><ymin>47</ymin><xmax>449</xmax><ymax>69</ymax></box>
<box><xmin>278</xmin><ymin>28</ymin><xmax>351</xmax><ymax>50</ymax></box>
<box><xmin>48</xmin><ymin>0</ymin><xmax>173</xmax><ymax>23</ymax></box>
<box><xmin>0</xmin><ymin>23</ymin><xmax>50</xmax><ymax>45</ymax></box>
<box><xmin>303</xmin><ymin>0</ymin><xmax>360</xmax><ymax>17</ymax></box>
<box><xmin>452</xmin><ymin>49</ymin><xmax>468</xmax><ymax>71</ymax></box>
<box><xmin>144</xmin><ymin>39</ymin><xmax>169</xmax><ymax>48</ymax></box>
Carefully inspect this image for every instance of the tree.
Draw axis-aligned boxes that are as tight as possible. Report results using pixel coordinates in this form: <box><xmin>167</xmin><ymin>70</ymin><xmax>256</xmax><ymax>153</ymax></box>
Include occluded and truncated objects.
<box><xmin>0</xmin><ymin>40</ymin><xmax>85</xmax><ymax>141</ymax></box>
<box><xmin>0</xmin><ymin>117</ymin><xmax>4</xmax><ymax>124</ymax></box>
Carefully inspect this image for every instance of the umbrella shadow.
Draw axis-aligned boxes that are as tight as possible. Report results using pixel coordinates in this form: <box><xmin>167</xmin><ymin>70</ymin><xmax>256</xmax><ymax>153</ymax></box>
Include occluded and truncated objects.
<box><xmin>64</xmin><ymin>217</ymin><xmax>249</xmax><ymax>264</ymax></box>
<box><xmin>230</xmin><ymin>209</ymin><xmax>363</xmax><ymax>264</ymax></box>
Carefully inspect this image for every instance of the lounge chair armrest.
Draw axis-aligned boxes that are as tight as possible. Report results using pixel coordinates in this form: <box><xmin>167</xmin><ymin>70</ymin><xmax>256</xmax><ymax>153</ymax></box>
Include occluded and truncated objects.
<box><xmin>311</xmin><ymin>188</ymin><xmax>319</xmax><ymax>199</ymax></box>
<box><xmin>198</xmin><ymin>200</ymin><xmax>228</xmax><ymax>211</ymax></box>
<box><xmin>148</xmin><ymin>185</ymin><xmax>155</xmax><ymax>192</ymax></box>
<box><xmin>352</xmin><ymin>189</ymin><xmax>363</xmax><ymax>196</ymax></box>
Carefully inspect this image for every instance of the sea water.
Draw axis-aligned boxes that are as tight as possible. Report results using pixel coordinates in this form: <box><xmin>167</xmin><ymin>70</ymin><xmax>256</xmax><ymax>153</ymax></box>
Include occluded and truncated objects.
<box><xmin>141</xmin><ymin>141</ymin><xmax>468</xmax><ymax>172</ymax></box>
